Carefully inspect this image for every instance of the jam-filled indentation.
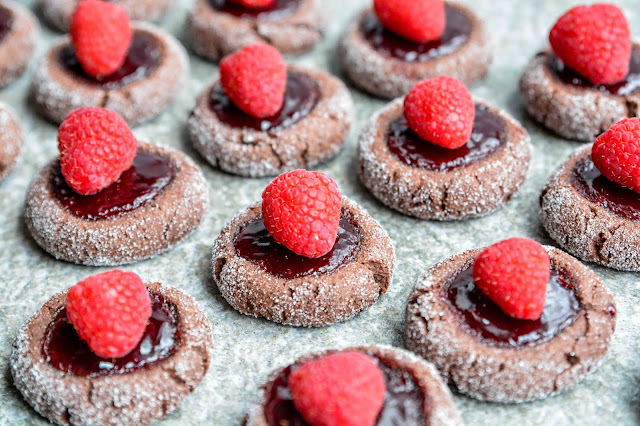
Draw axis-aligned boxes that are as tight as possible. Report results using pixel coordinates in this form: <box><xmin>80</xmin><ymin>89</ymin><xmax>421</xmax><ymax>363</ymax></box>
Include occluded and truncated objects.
<box><xmin>210</xmin><ymin>72</ymin><xmax>320</xmax><ymax>132</ymax></box>
<box><xmin>572</xmin><ymin>156</ymin><xmax>640</xmax><ymax>221</ymax></box>
<box><xmin>209</xmin><ymin>0</ymin><xmax>300</xmax><ymax>20</ymax></box>
<box><xmin>446</xmin><ymin>264</ymin><xmax>580</xmax><ymax>347</ymax></box>
<box><xmin>60</xmin><ymin>32</ymin><xmax>162</xmax><ymax>90</ymax></box>
<box><xmin>548</xmin><ymin>46</ymin><xmax>640</xmax><ymax>96</ymax></box>
<box><xmin>234</xmin><ymin>216</ymin><xmax>360</xmax><ymax>279</ymax></box>
<box><xmin>42</xmin><ymin>293</ymin><xmax>180</xmax><ymax>378</ymax></box>
<box><xmin>387</xmin><ymin>104</ymin><xmax>506</xmax><ymax>172</ymax></box>
<box><xmin>52</xmin><ymin>151</ymin><xmax>176</xmax><ymax>221</ymax></box>
<box><xmin>362</xmin><ymin>4</ymin><xmax>472</xmax><ymax>62</ymax></box>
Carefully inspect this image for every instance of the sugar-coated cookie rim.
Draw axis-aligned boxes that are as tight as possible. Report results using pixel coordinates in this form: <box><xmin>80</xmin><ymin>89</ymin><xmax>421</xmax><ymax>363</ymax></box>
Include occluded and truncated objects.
<box><xmin>357</xmin><ymin>97</ymin><xmax>531</xmax><ymax>220</ymax></box>
<box><xmin>11</xmin><ymin>281</ymin><xmax>213</xmax><ymax>425</ymax></box>
<box><xmin>212</xmin><ymin>197</ymin><xmax>395</xmax><ymax>327</ymax></box>
<box><xmin>405</xmin><ymin>245</ymin><xmax>616</xmax><ymax>402</ymax></box>
<box><xmin>25</xmin><ymin>142</ymin><xmax>209</xmax><ymax>266</ymax></box>
<box><xmin>188</xmin><ymin>65</ymin><xmax>354</xmax><ymax>177</ymax></box>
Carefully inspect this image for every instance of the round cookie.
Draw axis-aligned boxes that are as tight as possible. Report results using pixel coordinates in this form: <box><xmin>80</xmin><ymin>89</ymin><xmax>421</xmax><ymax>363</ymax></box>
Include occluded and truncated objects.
<box><xmin>30</xmin><ymin>22</ymin><xmax>188</xmax><ymax>126</ymax></box>
<box><xmin>212</xmin><ymin>197</ymin><xmax>395</xmax><ymax>327</ymax></box>
<box><xmin>405</xmin><ymin>245</ymin><xmax>616</xmax><ymax>402</ymax></box>
<box><xmin>40</xmin><ymin>0</ymin><xmax>175</xmax><ymax>32</ymax></box>
<box><xmin>339</xmin><ymin>3</ymin><xmax>492</xmax><ymax>99</ymax></box>
<box><xmin>541</xmin><ymin>144</ymin><xmax>640</xmax><ymax>271</ymax></box>
<box><xmin>187</xmin><ymin>0</ymin><xmax>324</xmax><ymax>62</ymax></box>
<box><xmin>246</xmin><ymin>345</ymin><xmax>462</xmax><ymax>426</ymax></box>
<box><xmin>0</xmin><ymin>0</ymin><xmax>38</xmax><ymax>89</ymax></box>
<box><xmin>11</xmin><ymin>281</ymin><xmax>213</xmax><ymax>425</ymax></box>
<box><xmin>0</xmin><ymin>102</ymin><xmax>24</xmax><ymax>182</ymax></box>
<box><xmin>358</xmin><ymin>97</ymin><xmax>531</xmax><ymax>220</ymax></box>
<box><xmin>25</xmin><ymin>142</ymin><xmax>209</xmax><ymax>266</ymax></box>
<box><xmin>519</xmin><ymin>46</ymin><xmax>640</xmax><ymax>141</ymax></box>
<box><xmin>188</xmin><ymin>65</ymin><xmax>354</xmax><ymax>177</ymax></box>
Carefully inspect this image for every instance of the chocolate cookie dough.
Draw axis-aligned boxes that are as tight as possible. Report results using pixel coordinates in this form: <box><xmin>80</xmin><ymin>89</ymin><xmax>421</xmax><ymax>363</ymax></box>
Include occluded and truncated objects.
<box><xmin>246</xmin><ymin>345</ymin><xmax>462</xmax><ymax>426</ymax></box>
<box><xmin>519</xmin><ymin>46</ymin><xmax>640</xmax><ymax>141</ymax></box>
<box><xmin>25</xmin><ymin>142</ymin><xmax>209</xmax><ymax>266</ymax></box>
<box><xmin>11</xmin><ymin>281</ymin><xmax>213</xmax><ymax>425</ymax></box>
<box><xmin>212</xmin><ymin>197</ymin><xmax>395</xmax><ymax>327</ymax></box>
<box><xmin>358</xmin><ymin>98</ymin><xmax>531</xmax><ymax>220</ymax></box>
<box><xmin>187</xmin><ymin>0</ymin><xmax>324</xmax><ymax>62</ymax></box>
<box><xmin>0</xmin><ymin>0</ymin><xmax>38</xmax><ymax>89</ymax></box>
<box><xmin>405</xmin><ymin>245</ymin><xmax>616</xmax><ymax>402</ymax></box>
<box><xmin>30</xmin><ymin>22</ymin><xmax>188</xmax><ymax>126</ymax></box>
<box><xmin>189</xmin><ymin>65</ymin><xmax>353</xmax><ymax>177</ymax></box>
<box><xmin>339</xmin><ymin>3</ymin><xmax>492</xmax><ymax>99</ymax></box>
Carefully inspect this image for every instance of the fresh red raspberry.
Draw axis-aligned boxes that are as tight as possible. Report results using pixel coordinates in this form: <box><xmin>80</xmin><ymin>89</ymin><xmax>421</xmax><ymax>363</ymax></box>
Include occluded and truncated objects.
<box><xmin>592</xmin><ymin>118</ymin><xmax>640</xmax><ymax>193</ymax></box>
<box><xmin>58</xmin><ymin>108</ymin><xmax>138</xmax><ymax>195</ymax></box>
<box><xmin>262</xmin><ymin>170</ymin><xmax>342</xmax><ymax>258</ymax></box>
<box><xmin>549</xmin><ymin>4</ymin><xmax>631</xmax><ymax>86</ymax></box>
<box><xmin>403</xmin><ymin>77</ymin><xmax>475</xmax><ymax>149</ymax></box>
<box><xmin>228</xmin><ymin>0</ymin><xmax>274</xmax><ymax>8</ymax></box>
<box><xmin>70</xmin><ymin>0</ymin><xmax>132</xmax><ymax>78</ymax></box>
<box><xmin>66</xmin><ymin>270</ymin><xmax>151</xmax><ymax>359</ymax></box>
<box><xmin>220</xmin><ymin>43</ymin><xmax>287</xmax><ymax>118</ymax></box>
<box><xmin>289</xmin><ymin>352</ymin><xmax>386</xmax><ymax>426</ymax></box>
<box><xmin>374</xmin><ymin>0</ymin><xmax>445</xmax><ymax>43</ymax></box>
<box><xmin>473</xmin><ymin>238</ymin><xmax>550</xmax><ymax>320</ymax></box>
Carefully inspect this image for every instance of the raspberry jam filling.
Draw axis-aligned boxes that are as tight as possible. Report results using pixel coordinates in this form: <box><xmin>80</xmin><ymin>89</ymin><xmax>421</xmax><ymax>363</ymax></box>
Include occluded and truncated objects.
<box><xmin>572</xmin><ymin>157</ymin><xmax>640</xmax><ymax>221</ymax></box>
<box><xmin>387</xmin><ymin>104</ymin><xmax>505</xmax><ymax>171</ymax></box>
<box><xmin>362</xmin><ymin>4</ymin><xmax>471</xmax><ymax>62</ymax></box>
<box><xmin>264</xmin><ymin>355</ymin><xmax>425</xmax><ymax>426</ymax></box>
<box><xmin>52</xmin><ymin>151</ymin><xmax>175</xmax><ymax>221</ymax></box>
<box><xmin>549</xmin><ymin>46</ymin><xmax>640</xmax><ymax>96</ymax></box>
<box><xmin>60</xmin><ymin>32</ymin><xmax>162</xmax><ymax>90</ymax></box>
<box><xmin>210</xmin><ymin>72</ymin><xmax>320</xmax><ymax>132</ymax></box>
<box><xmin>0</xmin><ymin>5</ymin><xmax>13</xmax><ymax>43</ymax></box>
<box><xmin>446</xmin><ymin>264</ymin><xmax>580</xmax><ymax>347</ymax></box>
<box><xmin>234</xmin><ymin>216</ymin><xmax>360</xmax><ymax>279</ymax></box>
<box><xmin>42</xmin><ymin>293</ymin><xmax>180</xmax><ymax>378</ymax></box>
<box><xmin>209</xmin><ymin>0</ymin><xmax>300</xmax><ymax>19</ymax></box>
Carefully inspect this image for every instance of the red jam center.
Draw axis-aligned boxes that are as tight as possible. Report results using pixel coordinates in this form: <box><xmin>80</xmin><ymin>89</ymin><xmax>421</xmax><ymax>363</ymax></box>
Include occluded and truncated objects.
<box><xmin>446</xmin><ymin>265</ymin><xmax>580</xmax><ymax>347</ymax></box>
<box><xmin>362</xmin><ymin>4</ymin><xmax>471</xmax><ymax>62</ymax></box>
<box><xmin>549</xmin><ymin>46</ymin><xmax>640</xmax><ymax>96</ymax></box>
<box><xmin>0</xmin><ymin>5</ymin><xmax>13</xmax><ymax>43</ymax></box>
<box><xmin>52</xmin><ymin>151</ymin><xmax>175</xmax><ymax>221</ymax></box>
<box><xmin>234</xmin><ymin>216</ymin><xmax>360</xmax><ymax>279</ymax></box>
<box><xmin>264</xmin><ymin>356</ymin><xmax>425</xmax><ymax>426</ymax></box>
<box><xmin>210</xmin><ymin>72</ymin><xmax>320</xmax><ymax>132</ymax></box>
<box><xmin>572</xmin><ymin>157</ymin><xmax>640</xmax><ymax>221</ymax></box>
<box><xmin>42</xmin><ymin>293</ymin><xmax>180</xmax><ymax>378</ymax></box>
<box><xmin>60</xmin><ymin>32</ymin><xmax>162</xmax><ymax>90</ymax></box>
<box><xmin>387</xmin><ymin>104</ymin><xmax>505</xmax><ymax>172</ymax></box>
<box><xmin>209</xmin><ymin>0</ymin><xmax>300</xmax><ymax>19</ymax></box>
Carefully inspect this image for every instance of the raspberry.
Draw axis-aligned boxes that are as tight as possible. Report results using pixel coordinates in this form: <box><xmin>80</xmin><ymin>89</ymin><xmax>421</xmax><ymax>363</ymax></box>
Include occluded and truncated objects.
<box><xmin>403</xmin><ymin>77</ymin><xmax>475</xmax><ymax>149</ymax></box>
<box><xmin>70</xmin><ymin>0</ymin><xmax>132</xmax><ymax>78</ymax></box>
<box><xmin>549</xmin><ymin>4</ymin><xmax>631</xmax><ymax>86</ymax></box>
<box><xmin>592</xmin><ymin>118</ymin><xmax>640</xmax><ymax>193</ymax></box>
<box><xmin>66</xmin><ymin>270</ymin><xmax>151</xmax><ymax>359</ymax></box>
<box><xmin>473</xmin><ymin>238</ymin><xmax>550</xmax><ymax>320</ymax></box>
<box><xmin>220</xmin><ymin>43</ymin><xmax>287</xmax><ymax>118</ymax></box>
<box><xmin>373</xmin><ymin>0</ymin><xmax>445</xmax><ymax>43</ymax></box>
<box><xmin>289</xmin><ymin>352</ymin><xmax>386</xmax><ymax>426</ymax></box>
<box><xmin>228</xmin><ymin>0</ymin><xmax>274</xmax><ymax>8</ymax></box>
<box><xmin>262</xmin><ymin>170</ymin><xmax>342</xmax><ymax>258</ymax></box>
<box><xmin>58</xmin><ymin>108</ymin><xmax>138</xmax><ymax>195</ymax></box>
